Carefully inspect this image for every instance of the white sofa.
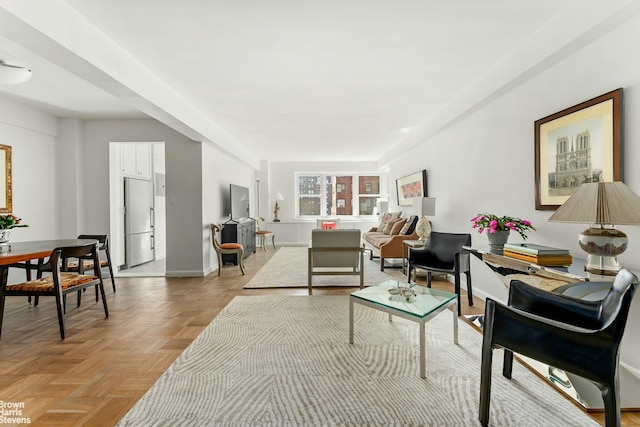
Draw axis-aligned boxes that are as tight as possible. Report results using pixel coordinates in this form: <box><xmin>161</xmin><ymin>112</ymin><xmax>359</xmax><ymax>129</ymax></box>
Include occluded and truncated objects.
<box><xmin>307</xmin><ymin>229</ymin><xmax>364</xmax><ymax>295</ymax></box>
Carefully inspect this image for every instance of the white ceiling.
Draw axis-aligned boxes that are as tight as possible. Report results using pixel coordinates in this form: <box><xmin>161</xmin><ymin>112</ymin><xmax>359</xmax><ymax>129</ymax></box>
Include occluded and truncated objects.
<box><xmin>0</xmin><ymin>1</ymin><xmax>636</xmax><ymax>166</ymax></box>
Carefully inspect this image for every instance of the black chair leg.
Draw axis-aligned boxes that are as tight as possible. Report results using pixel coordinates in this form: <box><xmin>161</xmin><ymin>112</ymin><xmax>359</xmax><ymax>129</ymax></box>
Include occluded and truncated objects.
<box><xmin>107</xmin><ymin>265</ymin><xmax>116</xmax><ymax>292</ymax></box>
<box><xmin>503</xmin><ymin>349</ymin><xmax>514</xmax><ymax>379</ymax></box>
<box><xmin>454</xmin><ymin>271</ymin><xmax>461</xmax><ymax>315</ymax></box>
<box><xmin>466</xmin><ymin>272</ymin><xmax>474</xmax><ymax>306</ymax></box>
<box><xmin>55</xmin><ymin>293</ymin><xmax>66</xmax><ymax>340</ymax></box>
<box><xmin>426</xmin><ymin>271</ymin><xmax>432</xmax><ymax>288</ymax></box>
<box><xmin>99</xmin><ymin>282</ymin><xmax>109</xmax><ymax>318</ymax></box>
<box><xmin>479</xmin><ymin>300</ymin><xmax>496</xmax><ymax>426</ymax></box>
<box><xmin>601</xmin><ymin>375</ymin><xmax>621</xmax><ymax>427</ymax></box>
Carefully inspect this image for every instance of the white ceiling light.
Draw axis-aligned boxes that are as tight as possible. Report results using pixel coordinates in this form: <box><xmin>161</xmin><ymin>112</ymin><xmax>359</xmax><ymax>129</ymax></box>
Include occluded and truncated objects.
<box><xmin>0</xmin><ymin>59</ymin><xmax>32</xmax><ymax>85</ymax></box>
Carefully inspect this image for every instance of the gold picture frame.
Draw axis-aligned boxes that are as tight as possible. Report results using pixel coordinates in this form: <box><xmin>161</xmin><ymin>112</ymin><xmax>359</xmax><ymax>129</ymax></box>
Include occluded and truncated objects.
<box><xmin>535</xmin><ymin>89</ymin><xmax>622</xmax><ymax>210</ymax></box>
<box><xmin>0</xmin><ymin>144</ymin><xmax>12</xmax><ymax>213</ymax></box>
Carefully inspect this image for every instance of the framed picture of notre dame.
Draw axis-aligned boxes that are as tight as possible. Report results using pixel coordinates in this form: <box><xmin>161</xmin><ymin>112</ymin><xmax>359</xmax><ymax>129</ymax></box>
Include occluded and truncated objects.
<box><xmin>534</xmin><ymin>88</ymin><xmax>622</xmax><ymax>210</ymax></box>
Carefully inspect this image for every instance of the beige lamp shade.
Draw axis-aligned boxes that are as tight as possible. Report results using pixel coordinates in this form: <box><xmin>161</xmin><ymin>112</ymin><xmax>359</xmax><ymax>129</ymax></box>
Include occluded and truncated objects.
<box><xmin>412</xmin><ymin>197</ymin><xmax>436</xmax><ymax>217</ymax></box>
<box><xmin>548</xmin><ymin>182</ymin><xmax>640</xmax><ymax>225</ymax></box>
<box><xmin>376</xmin><ymin>198</ymin><xmax>388</xmax><ymax>215</ymax></box>
<box><xmin>548</xmin><ymin>181</ymin><xmax>640</xmax><ymax>276</ymax></box>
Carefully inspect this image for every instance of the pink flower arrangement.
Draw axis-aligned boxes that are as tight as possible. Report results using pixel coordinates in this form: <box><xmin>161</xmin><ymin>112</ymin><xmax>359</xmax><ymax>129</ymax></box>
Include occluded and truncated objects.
<box><xmin>0</xmin><ymin>214</ymin><xmax>28</xmax><ymax>230</ymax></box>
<box><xmin>470</xmin><ymin>213</ymin><xmax>535</xmax><ymax>240</ymax></box>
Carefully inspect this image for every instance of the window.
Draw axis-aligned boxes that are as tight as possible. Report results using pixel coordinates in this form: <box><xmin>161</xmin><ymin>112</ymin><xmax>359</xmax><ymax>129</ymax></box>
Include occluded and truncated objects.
<box><xmin>358</xmin><ymin>176</ymin><xmax>380</xmax><ymax>215</ymax></box>
<box><xmin>296</xmin><ymin>173</ymin><xmax>383</xmax><ymax>217</ymax></box>
<box><xmin>298</xmin><ymin>175</ymin><xmax>321</xmax><ymax>215</ymax></box>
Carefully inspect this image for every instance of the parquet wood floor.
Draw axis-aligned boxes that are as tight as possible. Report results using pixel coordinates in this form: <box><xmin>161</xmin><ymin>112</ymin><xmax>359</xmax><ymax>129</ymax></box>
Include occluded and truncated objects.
<box><xmin>0</xmin><ymin>248</ymin><xmax>634</xmax><ymax>426</ymax></box>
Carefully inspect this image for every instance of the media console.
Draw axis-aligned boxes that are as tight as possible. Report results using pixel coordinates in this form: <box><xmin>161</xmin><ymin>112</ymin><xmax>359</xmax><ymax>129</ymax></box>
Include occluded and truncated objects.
<box><xmin>221</xmin><ymin>219</ymin><xmax>256</xmax><ymax>265</ymax></box>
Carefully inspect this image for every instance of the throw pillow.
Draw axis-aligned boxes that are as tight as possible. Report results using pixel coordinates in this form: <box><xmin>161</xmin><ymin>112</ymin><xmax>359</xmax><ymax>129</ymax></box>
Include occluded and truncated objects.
<box><xmin>377</xmin><ymin>212</ymin><xmax>392</xmax><ymax>231</ymax></box>
<box><xmin>321</xmin><ymin>221</ymin><xmax>336</xmax><ymax>230</ymax></box>
<box><xmin>377</xmin><ymin>211</ymin><xmax>402</xmax><ymax>232</ymax></box>
<box><xmin>390</xmin><ymin>218</ymin><xmax>407</xmax><ymax>235</ymax></box>
<box><xmin>383</xmin><ymin>218</ymin><xmax>402</xmax><ymax>235</ymax></box>
<box><xmin>400</xmin><ymin>215</ymin><xmax>418</xmax><ymax>235</ymax></box>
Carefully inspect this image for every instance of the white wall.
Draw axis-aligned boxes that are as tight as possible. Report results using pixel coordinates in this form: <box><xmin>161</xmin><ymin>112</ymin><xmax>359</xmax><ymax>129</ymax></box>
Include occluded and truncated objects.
<box><xmin>80</xmin><ymin>119</ymin><xmax>206</xmax><ymax>276</ymax></box>
<box><xmin>0</xmin><ymin>98</ymin><xmax>61</xmax><ymax>284</ymax></box>
<box><xmin>0</xmin><ymin>107</ymin><xmax>260</xmax><ymax>278</ymax></box>
<box><xmin>387</xmin><ymin>13</ymin><xmax>640</xmax><ymax>367</ymax></box>
<box><xmin>0</xmin><ymin>98</ymin><xmax>60</xmax><ymax>243</ymax></box>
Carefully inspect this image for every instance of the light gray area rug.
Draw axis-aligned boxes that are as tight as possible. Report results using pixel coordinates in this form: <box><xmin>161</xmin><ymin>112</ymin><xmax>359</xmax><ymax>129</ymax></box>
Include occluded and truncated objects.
<box><xmin>117</xmin><ymin>295</ymin><xmax>598</xmax><ymax>426</ymax></box>
<box><xmin>245</xmin><ymin>246</ymin><xmax>407</xmax><ymax>289</ymax></box>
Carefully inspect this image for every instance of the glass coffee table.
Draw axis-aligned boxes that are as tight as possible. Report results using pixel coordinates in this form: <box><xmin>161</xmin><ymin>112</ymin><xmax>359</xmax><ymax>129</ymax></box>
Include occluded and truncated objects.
<box><xmin>349</xmin><ymin>280</ymin><xmax>458</xmax><ymax>378</ymax></box>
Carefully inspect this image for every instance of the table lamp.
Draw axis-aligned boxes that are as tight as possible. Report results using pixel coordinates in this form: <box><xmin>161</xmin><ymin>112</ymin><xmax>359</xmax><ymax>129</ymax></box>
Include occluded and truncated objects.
<box><xmin>548</xmin><ymin>181</ymin><xmax>640</xmax><ymax>275</ymax></box>
<box><xmin>376</xmin><ymin>198</ymin><xmax>388</xmax><ymax>216</ymax></box>
<box><xmin>273</xmin><ymin>192</ymin><xmax>284</xmax><ymax>222</ymax></box>
<box><xmin>412</xmin><ymin>197</ymin><xmax>436</xmax><ymax>241</ymax></box>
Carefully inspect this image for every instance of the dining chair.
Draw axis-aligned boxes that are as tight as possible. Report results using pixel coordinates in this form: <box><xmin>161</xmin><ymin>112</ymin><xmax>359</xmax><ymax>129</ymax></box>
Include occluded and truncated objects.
<box><xmin>0</xmin><ymin>242</ymin><xmax>109</xmax><ymax>340</ymax></box>
<box><xmin>479</xmin><ymin>268</ymin><xmax>637</xmax><ymax>427</ymax></box>
<box><xmin>30</xmin><ymin>235</ymin><xmax>115</xmax><ymax>308</ymax></box>
<box><xmin>65</xmin><ymin>234</ymin><xmax>116</xmax><ymax>292</ymax></box>
<box><xmin>255</xmin><ymin>217</ymin><xmax>275</xmax><ymax>251</ymax></box>
<box><xmin>211</xmin><ymin>223</ymin><xmax>245</xmax><ymax>275</ymax></box>
<box><xmin>407</xmin><ymin>231</ymin><xmax>472</xmax><ymax>315</ymax></box>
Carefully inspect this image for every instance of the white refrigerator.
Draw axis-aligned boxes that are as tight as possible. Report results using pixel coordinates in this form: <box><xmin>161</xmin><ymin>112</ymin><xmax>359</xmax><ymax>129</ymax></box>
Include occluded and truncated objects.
<box><xmin>124</xmin><ymin>177</ymin><xmax>155</xmax><ymax>267</ymax></box>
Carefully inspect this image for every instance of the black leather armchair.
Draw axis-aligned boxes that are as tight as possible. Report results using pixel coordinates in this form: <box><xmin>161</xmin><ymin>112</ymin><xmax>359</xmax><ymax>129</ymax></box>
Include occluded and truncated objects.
<box><xmin>479</xmin><ymin>268</ymin><xmax>638</xmax><ymax>427</ymax></box>
<box><xmin>407</xmin><ymin>231</ymin><xmax>472</xmax><ymax>315</ymax></box>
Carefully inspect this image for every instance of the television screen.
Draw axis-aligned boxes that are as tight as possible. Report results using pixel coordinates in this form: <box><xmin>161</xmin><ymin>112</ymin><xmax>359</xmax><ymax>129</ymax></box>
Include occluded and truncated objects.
<box><xmin>230</xmin><ymin>184</ymin><xmax>250</xmax><ymax>220</ymax></box>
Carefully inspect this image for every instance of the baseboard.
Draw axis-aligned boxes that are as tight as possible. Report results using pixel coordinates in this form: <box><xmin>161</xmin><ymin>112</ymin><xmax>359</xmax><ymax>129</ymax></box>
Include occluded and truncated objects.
<box><xmin>166</xmin><ymin>269</ymin><xmax>207</xmax><ymax>277</ymax></box>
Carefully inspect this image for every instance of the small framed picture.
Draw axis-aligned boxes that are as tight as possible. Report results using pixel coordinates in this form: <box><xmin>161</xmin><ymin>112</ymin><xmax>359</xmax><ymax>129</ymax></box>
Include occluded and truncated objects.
<box><xmin>396</xmin><ymin>170</ymin><xmax>427</xmax><ymax>206</ymax></box>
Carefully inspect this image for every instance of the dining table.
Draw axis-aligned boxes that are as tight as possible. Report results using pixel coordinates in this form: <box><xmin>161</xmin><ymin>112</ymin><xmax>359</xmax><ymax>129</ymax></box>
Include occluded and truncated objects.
<box><xmin>0</xmin><ymin>239</ymin><xmax>99</xmax><ymax>283</ymax></box>
<box><xmin>0</xmin><ymin>239</ymin><xmax>103</xmax><ymax>340</ymax></box>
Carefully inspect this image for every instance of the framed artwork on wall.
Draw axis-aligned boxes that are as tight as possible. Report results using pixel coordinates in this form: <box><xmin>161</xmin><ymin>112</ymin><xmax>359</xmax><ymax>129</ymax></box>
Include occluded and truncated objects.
<box><xmin>534</xmin><ymin>88</ymin><xmax>622</xmax><ymax>210</ymax></box>
<box><xmin>0</xmin><ymin>144</ymin><xmax>11</xmax><ymax>214</ymax></box>
<box><xmin>396</xmin><ymin>169</ymin><xmax>427</xmax><ymax>206</ymax></box>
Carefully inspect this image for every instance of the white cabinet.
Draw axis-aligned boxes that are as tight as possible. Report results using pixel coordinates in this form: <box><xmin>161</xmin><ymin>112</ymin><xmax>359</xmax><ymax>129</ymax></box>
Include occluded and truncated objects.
<box><xmin>135</xmin><ymin>144</ymin><xmax>151</xmax><ymax>177</ymax></box>
<box><xmin>119</xmin><ymin>143</ymin><xmax>151</xmax><ymax>178</ymax></box>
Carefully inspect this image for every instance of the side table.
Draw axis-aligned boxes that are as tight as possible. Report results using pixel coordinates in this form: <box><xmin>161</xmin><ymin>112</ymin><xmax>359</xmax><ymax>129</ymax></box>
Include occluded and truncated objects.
<box><xmin>402</xmin><ymin>240</ymin><xmax>425</xmax><ymax>277</ymax></box>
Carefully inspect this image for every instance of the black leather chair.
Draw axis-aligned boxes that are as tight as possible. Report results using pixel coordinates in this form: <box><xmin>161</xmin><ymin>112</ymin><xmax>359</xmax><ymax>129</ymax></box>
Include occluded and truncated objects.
<box><xmin>406</xmin><ymin>231</ymin><xmax>472</xmax><ymax>315</ymax></box>
<box><xmin>479</xmin><ymin>268</ymin><xmax>638</xmax><ymax>427</ymax></box>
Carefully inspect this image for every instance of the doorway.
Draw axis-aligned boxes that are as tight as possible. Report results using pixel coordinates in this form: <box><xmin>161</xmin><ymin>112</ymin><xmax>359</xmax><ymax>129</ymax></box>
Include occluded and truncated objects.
<box><xmin>108</xmin><ymin>142</ymin><xmax>166</xmax><ymax>277</ymax></box>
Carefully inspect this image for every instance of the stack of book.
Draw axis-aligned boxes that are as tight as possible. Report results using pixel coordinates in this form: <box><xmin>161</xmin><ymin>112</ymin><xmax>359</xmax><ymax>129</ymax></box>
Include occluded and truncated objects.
<box><xmin>503</xmin><ymin>243</ymin><xmax>572</xmax><ymax>266</ymax></box>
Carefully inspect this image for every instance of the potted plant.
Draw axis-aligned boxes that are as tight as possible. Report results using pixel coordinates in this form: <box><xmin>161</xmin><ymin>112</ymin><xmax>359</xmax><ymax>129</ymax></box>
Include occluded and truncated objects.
<box><xmin>470</xmin><ymin>213</ymin><xmax>535</xmax><ymax>253</ymax></box>
<box><xmin>0</xmin><ymin>214</ymin><xmax>28</xmax><ymax>244</ymax></box>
